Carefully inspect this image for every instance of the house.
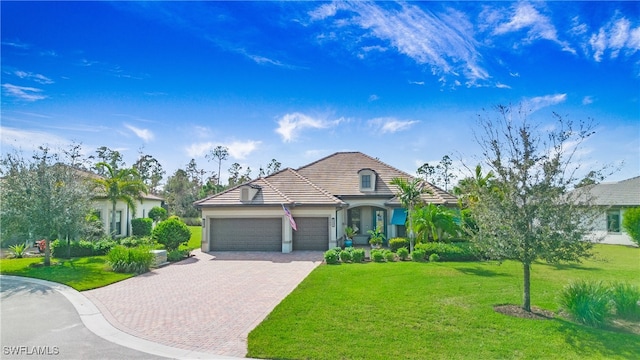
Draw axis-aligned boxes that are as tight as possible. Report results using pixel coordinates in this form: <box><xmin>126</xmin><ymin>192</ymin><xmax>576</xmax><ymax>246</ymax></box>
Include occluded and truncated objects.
<box><xmin>92</xmin><ymin>193</ymin><xmax>164</xmax><ymax>237</ymax></box>
<box><xmin>195</xmin><ymin>152</ymin><xmax>457</xmax><ymax>252</ymax></box>
<box><xmin>577</xmin><ymin>176</ymin><xmax>640</xmax><ymax>246</ymax></box>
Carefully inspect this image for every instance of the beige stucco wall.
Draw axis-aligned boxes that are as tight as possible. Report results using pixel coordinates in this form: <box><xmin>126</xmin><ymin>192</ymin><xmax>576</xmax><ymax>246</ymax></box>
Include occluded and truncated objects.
<box><xmin>92</xmin><ymin>198</ymin><xmax>163</xmax><ymax>237</ymax></box>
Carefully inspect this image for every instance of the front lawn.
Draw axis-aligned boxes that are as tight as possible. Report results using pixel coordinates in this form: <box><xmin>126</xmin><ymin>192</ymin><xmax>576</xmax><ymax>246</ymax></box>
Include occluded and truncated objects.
<box><xmin>0</xmin><ymin>256</ymin><xmax>134</xmax><ymax>291</ymax></box>
<box><xmin>185</xmin><ymin>225</ymin><xmax>202</xmax><ymax>250</ymax></box>
<box><xmin>248</xmin><ymin>244</ymin><xmax>640</xmax><ymax>359</ymax></box>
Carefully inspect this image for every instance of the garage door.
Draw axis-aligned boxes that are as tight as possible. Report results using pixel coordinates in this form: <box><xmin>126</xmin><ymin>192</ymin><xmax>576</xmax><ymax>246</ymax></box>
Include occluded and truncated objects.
<box><xmin>293</xmin><ymin>217</ymin><xmax>329</xmax><ymax>251</ymax></box>
<box><xmin>210</xmin><ymin>218</ymin><xmax>281</xmax><ymax>251</ymax></box>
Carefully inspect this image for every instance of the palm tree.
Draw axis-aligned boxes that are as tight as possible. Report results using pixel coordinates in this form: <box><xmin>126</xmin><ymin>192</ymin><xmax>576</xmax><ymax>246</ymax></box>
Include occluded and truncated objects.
<box><xmin>412</xmin><ymin>204</ymin><xmax>459</xmax><ymax>242</ymax></box>
<box><xmin>453</xmin><ymin>164</ymin><xmax>495</xmax><ymax>207</ymax></box>
<box><xmin>93</xmin><ymin>162</ymin><xmax>148</xmax><ymax>238</ymax></box>
<box><xmin>390</xmin><ymin>177</ymin><xmax>430</xmax><ymax>252</ymax></box>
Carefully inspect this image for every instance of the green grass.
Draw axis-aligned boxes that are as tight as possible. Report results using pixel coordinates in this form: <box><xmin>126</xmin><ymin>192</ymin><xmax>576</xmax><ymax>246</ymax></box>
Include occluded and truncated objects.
<box><xmin>184</xmin><ymin>225</ymin><xmax>202</xmax><ymax>250</ymax></box>
<box><xmin>0</xmin><ymin>256</ymin><xmax>134</xmax><ymax>291</ymax></box>
<box><xmin>248</xmin><ymin>244</ymin><xmax>640</xmax><ymax>359</ymax></box>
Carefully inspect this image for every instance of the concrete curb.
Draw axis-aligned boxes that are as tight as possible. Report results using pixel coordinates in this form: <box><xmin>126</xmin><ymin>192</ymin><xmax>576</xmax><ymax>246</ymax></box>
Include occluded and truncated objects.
<box><xmin>0</xmin><ymin>275</ymin><xmax>243</xmax><ymax>360</ymax></box>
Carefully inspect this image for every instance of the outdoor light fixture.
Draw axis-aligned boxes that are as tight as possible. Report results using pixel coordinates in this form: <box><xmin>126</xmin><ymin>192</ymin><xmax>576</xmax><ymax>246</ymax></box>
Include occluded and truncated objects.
<box><xmin>331</xmin><ymin>217</ymin><xmax>336</xmax><ymax>227</ymax></box>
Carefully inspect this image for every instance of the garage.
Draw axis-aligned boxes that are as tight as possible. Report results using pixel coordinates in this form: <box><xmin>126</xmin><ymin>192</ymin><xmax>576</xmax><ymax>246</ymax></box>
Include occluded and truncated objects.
<box><xmin>293</xmin><ymin>217</ymin><xmax>329</xmax><ymax>251</ymax></box>
<box><xmin>210</xmin><ymin>218</ymin><xmax>282</xmax><ymax>251</ymax></box>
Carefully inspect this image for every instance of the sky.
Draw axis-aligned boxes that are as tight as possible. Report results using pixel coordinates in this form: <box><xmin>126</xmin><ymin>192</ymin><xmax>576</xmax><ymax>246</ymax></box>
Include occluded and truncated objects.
<box><xmin>2</xmin><ymin>1</ymin><xmax>639</xmax><ymax>187</ymax></box>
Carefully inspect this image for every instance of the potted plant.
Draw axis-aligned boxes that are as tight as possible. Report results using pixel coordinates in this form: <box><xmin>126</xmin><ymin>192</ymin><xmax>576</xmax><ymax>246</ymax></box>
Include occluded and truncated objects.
<box><xmin>368</xmin><ymin>226</ymin><xmax>386</xmax><ymax>249</ymax></box>
<box><xmin>344</xmin><ymin>226</ymin><xmax>357</xmax><ymax>247</ymax></box>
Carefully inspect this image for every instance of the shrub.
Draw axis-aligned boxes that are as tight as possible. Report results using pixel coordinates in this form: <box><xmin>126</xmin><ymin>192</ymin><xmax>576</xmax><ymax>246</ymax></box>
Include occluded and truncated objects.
<box><xmin>339</xmin><ymin>249</ymin><xmax>353</xmax><ymax>263</ymax></box>
<box><xmin>371</xmin><ymin>249</ymin><xmax>386</xmax><ymax>263</ymax></box>
<box><xmin>610</xmin><ymin>282</ymin><xmax>640</xmax><ymax>320</ymax></box>
<box><xmin>51</xmin><ymin>239</ymin><xmax>95</xmax><ymax>258</ymax></box>
<box><xmin>8</xmin><ymin>243</ymin><xmax>26</xmax><ymax>258</ymax></box>
<box><xmin>352</xmin><ymin>248</ymin><xmax>365</xmax><ymax>263</ymax></box>
<box><xmin>411</xmin><ymin>249</ymin><xmax>426</xmax><ymax>262</ymax></box>
<box><xmin>397</xmin><ymin>247</ymin><xmax>409</xmax><ymax>261</ymax></box>
<box><xmin>167</xmin><ymin>248</ymin><xmax>190</xmax><ymax>262</ymax></box>
<box><xmin>389</xmin><ymin>237</ymin><xmax>410</xmax><ymax>252</ymax></box>
<box><xmin>429</xmin><ymin>253</ymin><xmax>440</xmax><ymax>262</ymax></box>
<box><xmin>131</xmin><ymin>218</ymin><xmax>153</xmax><ymax>237</ymax></box>
<box><xmin>148</xmin><ymin>206</ymin><xmax>168</xmax><ymax>223</ymax></box>
<box><xmin>107</xmin><ymin>245</ymin><xmax>154</xmax><ymax>274</ymax></box>
<box><xmin>413</xmin><ymin>242</ymin><xmax>476</xmax><ymax>262</ymax></box>
<box><xmin>93</xmin><ymin>239</ymin><xmax>117</xmax><ymax>255</ymax></box>
<box><xmin>384</xmin><ymin>250</ymin><xmax>396</xmax><ymax>262</ymax></box>
<box><xmin>152</xmin><ymin>218</ymin><xmax>191</xmax><ymax>252</ymax></box>
<box><xmin>622</xmin><ymin>207</ymin><xmax>640</xmax><ymax>246</ymax></box>
<box><xmin>120</xmin><ymin>237</ymin><xmax>143</xmax><ymax>248</ymax></box>
<box><xmin>324</xmin><ymin>249</ymin><xmax>340</xmax><ymax>264</ymax></box>
<box><xmin>560</xmin><ymin>280</ymin><xmax>611</xmax><ymax>327</ymax></box>
<box><xmin>182</xmin><ymin>217</ymin><xmax>203</xmax><ymax>226</ymax></box>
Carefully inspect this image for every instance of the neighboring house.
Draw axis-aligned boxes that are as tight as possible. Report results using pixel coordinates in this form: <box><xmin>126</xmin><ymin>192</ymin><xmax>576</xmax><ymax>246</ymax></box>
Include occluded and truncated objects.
<box><xmin>92</xmin><ymin>193</ymin><xmax>164</xmax><ymax>238</ymax></box>
<box><xmin>195</xmin><ymin>152</ymin><xmax>457</xmax><ymax>253</ymax></box>
<box><xmin>576</xmin><ymin>176</ymin><xmax>640</xmax><ymax>246</ymax></box>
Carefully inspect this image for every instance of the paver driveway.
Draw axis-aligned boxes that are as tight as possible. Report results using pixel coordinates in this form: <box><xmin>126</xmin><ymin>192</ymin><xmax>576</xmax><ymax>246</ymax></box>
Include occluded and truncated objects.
<box><xmin>84</xmin><ymin>250</ymin><xmax>323</xmax><ymax>358</ymax></box>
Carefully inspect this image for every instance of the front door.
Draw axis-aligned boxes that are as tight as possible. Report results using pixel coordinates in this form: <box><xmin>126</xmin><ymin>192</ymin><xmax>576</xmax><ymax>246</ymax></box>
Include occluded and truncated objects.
<box><xmin>347</xmin><ymin>206</ymin><xmax>387</xmax><ymax>245</ymax></box>
<box><xmin>372</xmin><ymin>208</ymin><xmax>387</xmax><ymax>245</ymax></box>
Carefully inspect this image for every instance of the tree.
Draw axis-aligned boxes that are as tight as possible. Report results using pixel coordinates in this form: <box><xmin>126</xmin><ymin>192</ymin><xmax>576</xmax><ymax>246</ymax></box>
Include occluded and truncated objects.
<box><xmin>622</xmin><ymin>207</ymin><xmax>640</xmax><ymax>246</ymax></box>
<box><xmin>453</xmin><ymin>164</ymin><xmax>495</xmax><ymax>208</ymax></box>
<box><xmin>227</xmin><ymin>162</ymin><xmax>251</xmax><ymax>186</ymax></box>
<box><xmin>148</xmin><ymin>206</ymin><xmax>168</xmax><ymax>223</ymax></box>
<box><xmin>93</xmin><ymin>162</ymin><xmax>148</xmax><ymax>238</ymax></box>
<box><xmin>152</xmin><ymin>217</ymin><xmax>191</xmax><ymax>251</ymax></box>
<box><xmin>412</xmin><ymin>203</ymin><xmax>459</xmax><ymax>242</ymax></box>
<box><xmin>469</xmin><ymin>105</ymin><xmax>603</xmax><ymax>312</ymax></box>
<box><xmin>133</xmin><ymin>153</ymin><xmax>165</xmax><ymax>194</ymax></box>
<box><xmin>1</xmin><ymin>146</ymin><xmax>95</xmax><ymax>266</ymax></box>
<box><xmin>575</xmin><ymin>170</ymin><xmax>605</xmax><ymax>188</ymax></box>
<box><xmin>267</xmin><ymin>158</ymin><xmax>282</xmax><ymax>175</ymax></box>
<box><xmin>206</xmin><ymin>146</ymin><xmax>229</xmax><ymax>186</ymax></box>
<box><xmin>436</xmin><ymin>155</ymin><xmax>456</xmax><ymax>191</ymax></box>
<box><xmin>417</xmin><ymin>163</ymin><xmax>436</xmax><ymax>183</ymax></box>
<box><xmin>163</xmin><ymin>168</ymin><xmax>200</xmax><ymax>218</ymax></box>
<box><xmin>390</xmin><ymin>177</ymin><xmax>431</xmax><ymax>252</ymax></box>
<box><xmin>91</xmin><ymin>146</ymin><xmax>125</xmax><ymax>176</ymax></box>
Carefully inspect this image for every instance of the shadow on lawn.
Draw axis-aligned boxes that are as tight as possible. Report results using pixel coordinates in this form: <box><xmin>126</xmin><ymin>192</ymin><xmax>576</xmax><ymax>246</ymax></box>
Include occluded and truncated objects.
<box><xmin>455</xmin><ymin>266</ymin><xmax>510</xmax><ymax>277</ymax></box>
<box><xmin>555</xmin><ymin>318</ymin><xmax>640</xmax><ymax>359</ymax></box>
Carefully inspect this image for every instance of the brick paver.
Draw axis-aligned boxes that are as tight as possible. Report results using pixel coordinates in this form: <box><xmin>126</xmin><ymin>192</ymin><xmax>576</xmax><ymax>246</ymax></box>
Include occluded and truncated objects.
<box><xmin>84</xmin><ymin>250</ymin><xmax>323</xmax><ymax>358</ymax></box>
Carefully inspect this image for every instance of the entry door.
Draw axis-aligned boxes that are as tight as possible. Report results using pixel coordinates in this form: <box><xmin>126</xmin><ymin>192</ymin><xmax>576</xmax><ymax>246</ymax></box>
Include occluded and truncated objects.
<box><xmin>372</xmin><ymin>208</ymin><xmax>387</xmax><ymax>244</ymax></box>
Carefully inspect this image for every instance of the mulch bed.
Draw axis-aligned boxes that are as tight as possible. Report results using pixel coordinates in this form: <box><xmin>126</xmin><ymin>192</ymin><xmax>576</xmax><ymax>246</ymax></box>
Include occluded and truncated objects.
<box><xmin>494</xmin><ymin>304</ymin><xmax>555</xmax><ymax>320</ymax></box>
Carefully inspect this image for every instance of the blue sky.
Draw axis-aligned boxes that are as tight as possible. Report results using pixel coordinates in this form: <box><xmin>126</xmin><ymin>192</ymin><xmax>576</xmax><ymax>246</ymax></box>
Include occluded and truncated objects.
<box><xmin>2</xmin><ymin>1</ymin><xmax>639</xmax><ymax>185</ymax></box>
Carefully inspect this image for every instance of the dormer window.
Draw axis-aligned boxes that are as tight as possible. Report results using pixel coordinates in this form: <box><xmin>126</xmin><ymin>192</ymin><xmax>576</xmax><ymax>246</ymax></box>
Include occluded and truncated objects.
<box><xmin>239</xmin><ymin>184</ymin><xmax>261</xmax><ymax>202</ymax></box>
<box><xmin>358</xmin><ymin>169</ymin><xmax>376</xmax><ymax>192</ymax></box>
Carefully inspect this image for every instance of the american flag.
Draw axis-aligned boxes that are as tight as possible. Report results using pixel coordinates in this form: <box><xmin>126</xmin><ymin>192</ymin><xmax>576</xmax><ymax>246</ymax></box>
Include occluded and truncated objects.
<box><xmin>282</xmin><ymin>204</ymin><xmax>297</xmax><ymax>231</ymax></box>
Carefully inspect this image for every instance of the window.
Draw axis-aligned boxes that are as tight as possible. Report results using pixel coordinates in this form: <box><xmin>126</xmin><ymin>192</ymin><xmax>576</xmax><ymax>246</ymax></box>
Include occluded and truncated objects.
<box><xmin>607</xmin><ymin>210</ymin><xmax>620</xmax><ymax>233</ymax></box>
<box><xmin>361</xmin><ymin>175</ymin><xmax>371</xmax><ymax>189</ymax></box>
<box><xmin>110</xmin><ymin>211</ymin><xmax>122</xmax><ymax>236</ymax></box>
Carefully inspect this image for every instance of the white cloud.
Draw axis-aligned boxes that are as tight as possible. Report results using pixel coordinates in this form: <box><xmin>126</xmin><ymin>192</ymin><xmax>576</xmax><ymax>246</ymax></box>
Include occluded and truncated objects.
<box><xmin>582</xmin><ymin>96</ymin><xmax>594</xmax><ymax>105</ymax></box>
<box><xmin>275</xmin><ymin>112</ymin><xmax>343</xmax><ymax>142</ymax></box>
<box><xmin>523</xmin><ymin>93</ymin><xmax>567</xmax><ymax>113</ymax></box>
<box><xmin>310</xmin><ymin>2</ymin><xmax>489</xmax><ymax>84</ymax></box>
<box><xmin>490</xmin><ymin>2</ymin><xmax>574</xmax><ymax>53</ymax></box>
<box><xmin>2</xmin><ymin>83</ymin><xmax>47</xmax><ymax>101</ymax></box>
<box><xmin>369</xmin><ymin>118</ymin><xmax>419</xmax><ymax>134</ymax></box>
<box><xmin>185</xmin><ymin>140</ymin><xmax>260</xmax><ymax>160</ymax></box>
<box><xmin>588</xmin><ymin>17</ymin><xmax>640</xmax><ymax>62</ymax></box>
<box><xmin>496</xmin><ymin>82</ymin><xmax>511</xmax><ymax>89</ymax></box>
<box><xmin>124</xmin><ymin>124</ymin><xmax>154</xmax><ymax>142</ymax></box>
<box><xmin>227</xmin><ymin>140</ymin><xmax>261</xmax><ymax>159</ymax></box>
<box><xmin>0</xmin><ymin>126</ymin><xmax>69</xmax><ymax>151</ymax></box>
<box><xmin>408</xmin><ymin>80</ymin><xmax>425</xmax><ymax>85</ymax></box>
<box><xmin>368</xmin><ymin>94</ymin><xmax>380</xmax><ymax>102</ymax></box>
<box><xmin>14</xmin><ymin>70</ymin><xmax>54</xmax><ymax>84</ymax></box>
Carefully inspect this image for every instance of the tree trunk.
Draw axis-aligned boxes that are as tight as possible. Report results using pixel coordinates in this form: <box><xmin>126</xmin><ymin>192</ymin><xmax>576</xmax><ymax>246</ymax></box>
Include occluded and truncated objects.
<box><xmin>408</xmin><ymin>204</ymin><xmax>414</xmax><ymax>252</ymax></box>
<box><xmin>523</xmin><ymin>261</ymin><xmax>531</xmax><ymax>312</ymax></box>
<box><xmin>111</xmin><ymin>201</ymin><xmax>117</xmax><ymax>239</ymax></box>
<box><xmin>44</xmin><ymin>238</ymin><xmax>51</xmax><ymax>266</ymax></box>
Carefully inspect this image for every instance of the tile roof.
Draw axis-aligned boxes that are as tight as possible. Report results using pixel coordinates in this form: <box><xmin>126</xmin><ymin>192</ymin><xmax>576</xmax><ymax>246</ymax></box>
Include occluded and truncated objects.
<box><xmin>195</xmin><ymin>152</ymin><xmax>457</xmax><ymax>207</ymax></box>
<box><xmin>573</xmin><ymin>176</ymin><xmax>640</xmax><ymax>206</ymax></box>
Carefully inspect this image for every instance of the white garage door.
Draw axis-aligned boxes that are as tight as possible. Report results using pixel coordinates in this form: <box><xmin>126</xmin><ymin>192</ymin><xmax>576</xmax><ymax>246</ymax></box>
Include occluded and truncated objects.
<box><xmin>210</xmin><ymin>218</ymin><xmax>282</xmax><ymax>251</ymax></box>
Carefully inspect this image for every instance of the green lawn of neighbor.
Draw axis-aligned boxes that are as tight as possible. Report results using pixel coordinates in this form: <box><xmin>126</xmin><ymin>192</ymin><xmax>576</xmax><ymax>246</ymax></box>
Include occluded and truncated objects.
<box><xmin>185</xmin><ymin>225</ymin><xmax>202</xmax><ymax>250</ymax></box>
<box><xmin>248</xmin><ymin>244</ymin><xmax>640</xmax><ymax>360</ymax></box>
<box><xmin>0</xmin><ymin>256</ymin><xmax>134</xmax><ymax>291</ymax></box>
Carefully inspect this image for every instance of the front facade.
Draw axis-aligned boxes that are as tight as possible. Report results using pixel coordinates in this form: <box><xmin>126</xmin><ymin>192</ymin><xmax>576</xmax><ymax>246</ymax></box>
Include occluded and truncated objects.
<box><xmin>581</xmin><ymin>176</ymin><xmax>639</xmax><ymax>246</ymax></box>
<box><xmin>92</xmin><ymin>193</ymin><xmax>164</xmax><ymax>238</ymax></box>
<box><xmin>195</xmin><ymin>152</ymin><xmax>457</xmax><ymax>253</ymax></box>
